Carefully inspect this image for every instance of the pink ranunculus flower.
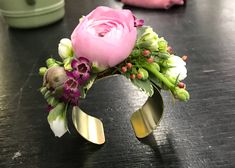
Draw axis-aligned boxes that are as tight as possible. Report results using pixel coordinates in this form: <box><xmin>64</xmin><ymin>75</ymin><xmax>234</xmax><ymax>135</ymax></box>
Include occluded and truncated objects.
<box><xmin>71</xmin><ymin>6</ymin><xmax>137</xmax><ymax>68</ymax></box>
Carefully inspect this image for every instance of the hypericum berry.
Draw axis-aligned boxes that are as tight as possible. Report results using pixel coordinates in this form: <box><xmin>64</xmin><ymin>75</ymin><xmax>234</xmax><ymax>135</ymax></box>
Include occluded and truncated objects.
<box><xmin>181</xmin><ymin>55</ymin><xmax>188</xmax><ymax>61</ymax></box>
<box><xmin>143</xmin><ymin>49</ymin><xmax>150</xmax><ymax>56</ymax></box>
<box><xmin>130</xmin><ymin>74</ymin><xmax>136</xmax><ymax>79</ymax></box>
<box><xmin>147</xmin><ymin>57</ymin><xmax>154</xmax><ymax>63</ymax></box>
<box><xmin>178</xmin><ymin>82</ymin><xmax>185</xmax><ymax>88</ymax></box>
<box><xmin>138</xmin><ymin>68</ymin><xmax>149</xmax><ymax>80</ymax></box>
<box><xmin>126</xmin><ymin>63</ymin><xmax>133</xmax><ymax>69</ymax></box>
<box><xmin>167</xmin><ymin>46</ymin><xmax>173</xmax><ymax>54</ymax></box>
<box><xmin>137</xmin><ymin>73</ymin><xmax>143</xmax><ymax>79</ymax></box>
<box><xmin>121</xmin><ymin>66</ymin><xmax>127</xmax><ymax>73</ymax></box>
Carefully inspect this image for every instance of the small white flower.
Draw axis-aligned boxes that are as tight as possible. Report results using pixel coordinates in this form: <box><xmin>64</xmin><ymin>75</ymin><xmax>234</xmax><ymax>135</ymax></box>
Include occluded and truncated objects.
<box><xmin>79</xmin><ymin>16</ymin><xmax>85</xmax><ymax>23</ymax></box>
<box><xmin>49</xmin><ymin>116</ymin><xmax>67</xmax><ymax>137</ymax></box>
<box><xmin>165</xmin><ymin>55</ymin><xmax>187</xmax><ymax>80</ymax></box>
<box><xmin>58</xmin><ymin>38</ymin><xmax>73</xmax><ymax>59</ymax></box>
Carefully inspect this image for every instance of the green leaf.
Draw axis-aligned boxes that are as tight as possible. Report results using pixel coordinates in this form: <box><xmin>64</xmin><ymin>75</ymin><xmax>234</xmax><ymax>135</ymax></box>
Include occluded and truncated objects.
<box><xmin>157</xmin><ymin>52</ymin><xmax>170</xmax><ymax>60</ymax></box>
<box><xmin>80</xmin><ymin>74</ymin><xmax>97</xmax><ymax>99</ymax></box>
<box><xmin>47</xmin><ymin>96</ymin><xmax>59</xmax><ymax>107</ymax></box>
<box><xmin>173</xmin><ymin>74</ymin><xmax>180</xmax><ymax>88</ymax></box>
<box><xmin>44</xmin><ymin>90</ymin><xmax>52</xmax><ymax>99</ymax></box>
<box><xmin>40</xmin><ymin>87</ymin><xmax>48</xmax><ymax>95</ymax></box>
<box><xmin>63</xmin><ymin>57</ymin><xmax>73</xmax><ymax>71</ymax></box>
<box><xmin>131</xmin><ymin>79</ymin><xmax>154</xmax><ymax>97</ymax></box>
<box><xmin>149</xmin><ymin>73</ymin><xmax>163</xmax><ymax>88</ymax></box>
<box><xmin>55</xmin><ymin>60</ymin><xmax>63</xmax><ymax>65</ymax></box>
<box><xmin>47</xmin><ymin>103</ymin><xmax>66</xmax><ymax>122</ymax></box>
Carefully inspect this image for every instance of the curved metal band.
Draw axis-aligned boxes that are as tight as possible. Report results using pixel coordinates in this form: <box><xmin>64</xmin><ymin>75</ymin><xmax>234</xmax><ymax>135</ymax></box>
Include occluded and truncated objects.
<box><xmin>130</xmin><ymin>88</ymin><xmax>163</xmax><ymax>138</ymax></box>
<box><xmin>72</xmin><ymin>85</ymin><xmax>164</xmax><ymax>145</ymax></box>
<box><xmin>72</xmin><ymin>106</ymin><xmax>105</xmax><ymax>144</ymax></box>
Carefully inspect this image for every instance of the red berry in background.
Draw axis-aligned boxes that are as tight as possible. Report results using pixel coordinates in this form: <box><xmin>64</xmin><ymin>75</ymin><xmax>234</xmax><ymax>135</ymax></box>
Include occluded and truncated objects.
<box><xmin>121</xmin><ymin>66</ymin><xmax>127</xmax><ymax>73</ymax></box>
<box><xmin>167</xmin><ymin>46</ymin><xmax>173</xmax><ymax>54</ymax></box>
<box><xmin>147</xmin><ymin>57</ymin><xmax>154</xmax><ymax>63</ymax></box>
<box><xmin>137</xmin><ymin>73</ymin><xmax>143</xmax><ymax>79</ymax></box>
<box><xmin>143</xmin><ymin>49</ymin><xmax>150</xmax><ymax>56</ymax></box>
<box><xmin>178</xmin><ymin>82</ymin><xmax>185</xmax><ymax>88</ymax></box>
<box><xmin>181</xmin><ymin>55</ymin><xmax>188</xmax><ymax>61</ymax></box>
<box><xmin>130</xmin><ymin>74</ymin><xmax>136</xmax><ymax>79</ymax></box>
<box><xmin>126</xmin><ymin>63</ymin><xmax>133</xmax><ymax>69</ymax></box>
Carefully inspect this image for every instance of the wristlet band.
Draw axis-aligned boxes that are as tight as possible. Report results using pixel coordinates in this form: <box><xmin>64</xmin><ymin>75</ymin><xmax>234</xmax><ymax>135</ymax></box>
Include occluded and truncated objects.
<box><xmin>71</xmin><ymin>76</ymin><xmax>163</xmax><ymax>145</ymax></box>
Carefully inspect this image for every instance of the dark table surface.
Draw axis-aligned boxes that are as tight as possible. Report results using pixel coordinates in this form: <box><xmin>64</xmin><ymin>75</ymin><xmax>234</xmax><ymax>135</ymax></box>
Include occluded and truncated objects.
<box><xmin>0</xmin><ymin>0</ymin><xmax>235</xmax><ymax>167</ymax></box>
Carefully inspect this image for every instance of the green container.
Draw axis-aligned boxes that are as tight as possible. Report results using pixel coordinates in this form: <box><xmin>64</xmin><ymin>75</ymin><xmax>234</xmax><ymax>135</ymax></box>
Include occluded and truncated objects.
<box><xmin>0</xmin><ymin>0</ymin><xmax>65</xmax><ymax>28</ymax></box>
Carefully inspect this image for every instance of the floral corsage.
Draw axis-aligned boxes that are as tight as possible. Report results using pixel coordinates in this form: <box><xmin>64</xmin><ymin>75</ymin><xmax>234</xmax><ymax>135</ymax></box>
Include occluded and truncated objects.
<box><xmin>39</xmin><ymin>6</ymin><xmax>189</xmax><ymax>144</ymax></box>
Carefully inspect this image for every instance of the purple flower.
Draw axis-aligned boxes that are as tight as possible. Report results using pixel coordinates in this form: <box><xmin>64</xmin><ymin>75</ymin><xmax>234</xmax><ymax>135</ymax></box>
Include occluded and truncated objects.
<box><xmin>64</xmin><ymin>77</ymin><xmax>79</xmax><ymax>91</ymax></box>
<box><xmin>133</xmin><ymin>15</ymin><xmax>144</xmax><ymax>27</ymax></box>
<box><xmin>71</xmin><ymin>57</ymin><xmax>91</xmax><ymax>84</ymax></box>
<box><xmin>62</xmin><ymin>78</ymin><xmax>80</xmax><ymax>105</ymax></box>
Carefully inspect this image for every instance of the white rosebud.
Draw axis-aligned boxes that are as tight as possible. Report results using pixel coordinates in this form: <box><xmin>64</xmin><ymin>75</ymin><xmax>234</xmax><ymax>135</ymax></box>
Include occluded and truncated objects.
<box><xmin>58</xmin><ymin>38</ymin><xmax>73</xmax><ymax>59</ymax></box>
<box><xmin>165</xmin><ymin>55</ymin><xmax>187</xmax><ymax>80</ymax></box>
<box><xmin>47</xmin><ymin>103</ymin><xmax>68</xmax><ymax>137</ymax></box>
<box><xmin>49</xmin><ymin>116</ymin><xmax>67</xmax><ymax>137</ymax></box>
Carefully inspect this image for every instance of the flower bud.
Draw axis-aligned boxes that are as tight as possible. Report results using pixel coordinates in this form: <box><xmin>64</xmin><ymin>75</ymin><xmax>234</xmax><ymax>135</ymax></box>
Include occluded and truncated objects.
<box><xmin>131</xmin><ymin>49</ymin><xmax>141</xmax><ymax>57</ymax></box>
<box><xmin>137</xmin><ymin>26</ymin><xmax>159</xmax><ymax>51</ymax></box>
<box><xmin>58</xmin><ymin>38</ymin><xmax>73</xmax><ymax>60</ymax></box>
<box><xmin>158</xmin><ymin>37</ymin><xmax>168</xmax><ymax>52</ymax></box>
<box><xmin>178</xmin><ymin>82</ymin><xmax>185</xmax><ymax>88</ymax></box>
<box><xmin>121</xmin><ymin>66</ymin><xmax>127</xmax><ymax>73</ymax></box>
<box><xmin>39</xmin><ymin>67</ymin><xmax>47</xmax><ymax>76</ymax></box>
<box><xmin>152</xmin><ymin>62</ymin><xmax>160</xmax><ymax>71</ymax></box>
<box><xmin>137</xmin><ymin>73</ymin><xmax>143</xmax><ymax>79</ymax></box>
<box><xmin>126</xmin><ymin>63</ymin><xmax>133</xmax><ymax>69</ymax></box>
<box><xmin>174</xmin><ymin>88</ymin><xmax>190</xmax><ymax>101</ymax></box>
<box><xmin>138</xmin><ymin>68</ymin><xmax>149</xmax><ymax>80</ymax></box>
<box><xmin>167</xmin><ymin>46</ymin><xmax>173</xmax><ymax>54</ymax></box>
<box><xmin>147</xmin><ymin>57</ymin><xmax>154</xmax><ymax>63</ymax></box>
<box><xmin>143</xmin><ymin>49</ymin><xmax>150</xmax><ymax>56</ymax></box>
<box><xmin>147</xmin><ymin>62</ymin><xmax>160</xmax><ymax>72</ymax></box>
<box><xmin>47</xmin><ymin>103</ymin><xmax>68</xmax><ymax>137</ymax></box>
<box><xmin>45</xmin><ymin>66</ymin><xmax>68</xmax><ymax>90</ymax></box>
<box><xmin>130</xmin><ymin>74</ymin><xmax>136</xmax><ymax>79</ymax></box>
<box><xmin>46</xmin><ymin>58</ymin><xmax>57</xmax><ymax>68</ymax></box>
<box><xmin>181</xmin><ymin>55</ymin><xmax>188</xmax><ymax>61</ymax></box>
<box><xmin>49</xmin><ymin>116</ymin><xmax>67</xmax><ymax>137</ymax></box>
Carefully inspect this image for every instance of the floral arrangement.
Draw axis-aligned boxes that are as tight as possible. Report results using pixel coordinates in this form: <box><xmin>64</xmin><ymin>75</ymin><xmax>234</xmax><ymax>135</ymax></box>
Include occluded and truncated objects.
<box><xmin>39</xmin><ymin>6</ymin><xmax>189</xmax><ymax>139</ymax></box>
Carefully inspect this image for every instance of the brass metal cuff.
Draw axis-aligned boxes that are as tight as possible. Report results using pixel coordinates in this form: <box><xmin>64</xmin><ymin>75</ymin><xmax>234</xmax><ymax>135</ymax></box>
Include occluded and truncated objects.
<box><xmin>72</xmin><ymin>77</ymin><xmax>164</xmax><ymax>145</ymax></box>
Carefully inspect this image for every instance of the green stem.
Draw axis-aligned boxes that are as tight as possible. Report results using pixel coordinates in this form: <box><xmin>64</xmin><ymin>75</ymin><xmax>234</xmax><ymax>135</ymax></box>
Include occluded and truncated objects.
<box><xmin>143</xmin><ymin>63</ymin><xmax>190</xmax><ymax>101</ymax></box>
<box><xmin>142</xmin><ymin>63</ymin><xmax>175</xmax><ymax>91</ymax></box>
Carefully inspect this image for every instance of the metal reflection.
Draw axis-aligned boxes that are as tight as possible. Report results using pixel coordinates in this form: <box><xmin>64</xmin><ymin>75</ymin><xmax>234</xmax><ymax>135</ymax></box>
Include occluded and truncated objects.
<box><xmin>72</xmin><ymin>76</ymin><xmax>164</xmax><ymax>145</ymax></box>
<box><xmin>130</xmin><ymin>88</ymin><xmax>164</xmax><ymax>138</ymax></box>
<box><xmin>72</xmin><ymin>106</ymin><xmax>105</xmax><ymax>145</ymax></box>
